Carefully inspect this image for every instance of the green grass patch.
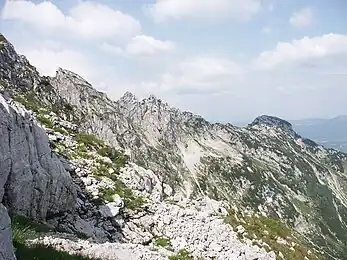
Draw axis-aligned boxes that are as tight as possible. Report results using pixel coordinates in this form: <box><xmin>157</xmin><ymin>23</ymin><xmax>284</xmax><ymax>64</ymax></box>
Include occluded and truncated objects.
<box><xmin>98</xmin><ymin>181</ymin><xmax>147</xmax><ymax>211</ymax></box>
<box><xmin>169</xmin><ymin>249</ymin><xmax>194</xmax><ymax>260</ymax></box>
<box><xmin>97</xmin><ymin>146</ymin><xmax>128</xmax><ymax>166</ymax></box>
<box><xmin>36</xmin><ymin>114</ymin><xmax>54</xmax><ymax>128</ymax></box>
<box><xmin>153</xmin><ymin>236</ymin><xmax>172</xmax><ymax>250</ymax></box>
<box><xmin>76</xmin><ymin>133</ymin><xmax>104</xmax><ymax>149</ymax></box>
<box><xmin>13</xmin><ymin>92</ymin><xmax>40</xmax><ymax>113</ymax></box>
<box><xmin>99</xmin><ymin>187</ymin><xmax>116</xmax><ymax>203</ymax></box>
<box><xmin>223</xmin><ymin>210</ymin><xmax>321</xmax><ymax>260</ymax></box>
<box><xmin>76</xmin><ymin>132</ymin><xmax>128</xmax><ymax>173</ymax></box>
<box><xmin>92</xmin><ymin>163</ymin><xmax>112</xmax><ymax>178</ymax></box>
<box><xmin>12</xmin><ymin>215</ymin><xmax>52</xmax><ymax>243</ymax></box>
<box><xmin>54</xmin><ymin>127</ymin><xmax>68</xmax><ymax>135</ymax></box>
<box><xmin>15</xmin><ymin>242</ymin><xmax>94</xmax><ymax>260</ymax></box>
<box><xmin>12</xmin><ymin>215</ymin><xmax>95</xmax><ymax>260</ymax></box>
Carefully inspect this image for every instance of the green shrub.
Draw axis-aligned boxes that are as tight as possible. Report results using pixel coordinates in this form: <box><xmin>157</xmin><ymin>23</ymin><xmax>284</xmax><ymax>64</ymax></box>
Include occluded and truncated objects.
<box><xmin>54</xmin><ymin>127</ymin><xmax>68</xmax><ymax>134</ymax></box>
<box><xmin>98</xmin><ymin>181</ymin><xmax>147</xmax><ymax>211</ymax></box>
<box><xmin>112</xmin><ymin>180</ymin><xmax>147</xmax><ymax>210</ymax></box>
<box><xmin>36</xmin><ymin>115</ymin><xmax>54</xmax><ymax>128</ymax></box>
<box><xmin>126</xmin><ymin>196</ymin><xmax>147</xmax><ymax>210</ymax></box>
<box><xmin>154</xmin><ymin>236</ymin><xmax>172</xmax><ymax>250</ymax></box>
<box><xmin>223</xmin><ymin>210</ymin><xmax>321</xmax><ymax>260</ymax></box>
<box><xmin>99</xmin><ymin>187</ymin><xmax>117</xmax><ymax>202</ymax></box>
<box><xmin>169</xmin><ymin>249</ymin><xmax>194</xmax><ymax>260</ymax></box>
<box><xmin>76</xmin><ymin>133</ymin><xmax>104</xmax><ymax>149</ymax></box>
<box><xmin>97</xmin><ymin>146</ymin><xmax>128</xmax><ymax>171</ymax></box>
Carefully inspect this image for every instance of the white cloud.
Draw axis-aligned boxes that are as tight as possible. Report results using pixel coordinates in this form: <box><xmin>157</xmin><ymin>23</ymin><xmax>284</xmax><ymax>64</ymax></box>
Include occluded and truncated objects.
<box><xmin>23</xmin><ymin>48</ymin><xmax>93</xmax><ymax>78</ymax></box>
<box><xmin>144</xmin><ymin>0</ymin><xmax>261</xmax><ymax>22</ymax></box>
<box><xmin>178</xmin><ymin>57</ymin><xmax>243</xmax><ymax>77</ymax></box>
<box><xmin>102</xmin><ymin>35</ymin><xmax>175</xmax><ymax>57</ymax></box>
<box><xmin>289</xmin><ymin>7</ymin><xmax>313</xmax><ymax>28</ymax></box>
<box><xmin>126</xmin><ymin>35</ymin><xmax>175</xmax><ymax>56</ymax></box>
<box><xmin>2</xmin><ymin>1</ymin><xmax>346</xmax><ymax>122</ymax></box>
<box><xmin>144</xmin><ymin>56</ymin><xmax>244</xmax><ymax>94</ymax></box>
<box><xmin>100</xmin><ymin>43</ymin><xmax>124</xmax><ymax>56</ymax></box>
<box><xmin>21</xmin><ymin>46</ymin><xmax>139</xmax><ymax>98</ymax></box>
<box><xmin>253</xmin><ymin>34</ymin><xmax>347</xmax><ymax>69</ymax></box>
<box><xmin>2</xmin><ymin>0</ymin><xmax>141</xmax><ymax>39</ymax></box>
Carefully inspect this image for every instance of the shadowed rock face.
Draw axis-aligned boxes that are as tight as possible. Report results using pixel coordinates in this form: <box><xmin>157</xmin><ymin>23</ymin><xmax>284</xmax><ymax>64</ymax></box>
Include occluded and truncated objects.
<box><xmin>0</xmin><ymin>93</ymin><xmax>77</xmax><ymax>259</ymax></box>
<box><xmin>0</xmin><ymin>204</ymin><xmax>15</xmax><ymax>260</ymax></box>
<box><xmin>0</xmin><ymin>36</ymin><xmax>40</xmax><ymax>92</ymax></box>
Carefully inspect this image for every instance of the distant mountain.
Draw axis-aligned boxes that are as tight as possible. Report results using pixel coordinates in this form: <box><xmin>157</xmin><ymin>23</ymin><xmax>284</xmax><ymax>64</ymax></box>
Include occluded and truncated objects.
<box><xmin>291</xmin><ymin>116</ymin><xmax>347</xmax><ymax>153</ymax></box>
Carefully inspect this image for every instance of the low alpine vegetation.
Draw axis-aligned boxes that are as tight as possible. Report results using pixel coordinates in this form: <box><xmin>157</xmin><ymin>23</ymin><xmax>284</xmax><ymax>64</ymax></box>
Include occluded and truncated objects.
<box><xmin>168</xmin><ymin>249</ymin><xmax>194</xmax><ymax>260</ymax></box>
<box><xmin>153</xmin><ymin>236</ymin><xmax>173</xmax><ymax>251</ymax></box>
<box><xmin>11</xmin><ymin>216</ymin><xmax>93</xmax><ymax>260</ymax></box>
<box><xmin>223</xmin><ymin>209</ymin><xmax>321</xmax><ymax>260</ymax></box>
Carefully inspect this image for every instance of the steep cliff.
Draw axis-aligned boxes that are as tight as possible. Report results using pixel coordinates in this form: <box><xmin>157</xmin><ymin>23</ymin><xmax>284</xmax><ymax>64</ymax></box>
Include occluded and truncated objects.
<box><xmin>0</xmin><ymin>92</ymin><xmax>77</xmax><ymax>259</ymax></box>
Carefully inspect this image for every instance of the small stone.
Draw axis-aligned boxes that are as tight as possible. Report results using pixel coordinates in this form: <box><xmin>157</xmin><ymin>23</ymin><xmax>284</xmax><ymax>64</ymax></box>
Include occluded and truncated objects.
<box><xmin>209</xmin><ymin>242</ymin><xmax>222</xmax><ymax>252</ymax></box>
<box><xmin>236</xmin><ymin>225</ymin><xmax>245</xmax><ymax>234</ymax></box>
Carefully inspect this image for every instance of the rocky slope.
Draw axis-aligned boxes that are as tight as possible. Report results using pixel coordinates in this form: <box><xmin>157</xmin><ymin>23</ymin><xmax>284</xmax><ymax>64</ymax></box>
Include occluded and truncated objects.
<box><xmin>1</xmin><ymin>33</ymin><xmax>347</xmax><ymax>260</ymax></box>
<box><xmin>47</xmin><ymin>70</ymin><xmax>347</xmax><ymax>258</ymax></box>
<box><xmin>0</xmin><ymin>90</ymin><xmax>277</xmax><ymax>259</ymax></box>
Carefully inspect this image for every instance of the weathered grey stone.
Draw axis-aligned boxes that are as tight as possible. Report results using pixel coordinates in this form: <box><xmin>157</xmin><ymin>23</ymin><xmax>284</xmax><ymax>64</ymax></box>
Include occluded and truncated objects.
<box><xmin>0</xmin><ymin>204</ymin><xmax>16</xmax><ymax>260</ymax></box>
<box><xmin>0</xmin><ymin>100</ymin><xmax>77</xmax><ymax>219</ymax></box>
<box><xmin>73</xmin><ymin>217</ymin><xmax>95</xmax><ymax>238</ymax></box>
<box><xmin>99</xmin><ymin>196</ymin><xmax>124</xmax><ymax>218</ymax></box>
<box><xmin>0</xmin><ymin>93</ymin><xmax>77</xmax><ymax>259</ymax></box>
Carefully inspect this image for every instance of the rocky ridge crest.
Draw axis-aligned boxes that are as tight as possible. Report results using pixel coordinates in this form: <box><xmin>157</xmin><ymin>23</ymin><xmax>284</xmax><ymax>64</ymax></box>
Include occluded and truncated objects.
<box><xmin>1</xmin><ymin>33</ymin><xmax>347</xmax><ymax>260</ymax></box>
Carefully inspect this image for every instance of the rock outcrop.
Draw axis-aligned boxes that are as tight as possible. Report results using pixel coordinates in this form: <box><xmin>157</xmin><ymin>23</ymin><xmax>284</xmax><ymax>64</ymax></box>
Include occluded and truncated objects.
<box><xmin>0</xmin><ymin>94</ymin><xmax>76</xmax><ymax>219</ymax></box>
<box><xmin>0</xmin><ymin>204</ymin><xmax>15</xmax><ymax>260</ymax></box>
<box><xmin>0</xmin><ymin>92</ymin><xmax>77</xmax><ymax>259</ymax></box>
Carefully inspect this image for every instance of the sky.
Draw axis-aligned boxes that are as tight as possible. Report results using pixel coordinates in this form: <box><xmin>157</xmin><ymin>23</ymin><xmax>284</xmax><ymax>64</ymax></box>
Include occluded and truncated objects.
<box><xmin>0</xmin><ymin>0</ymin><xmax>347</xmax><ymax>123</ymax></box>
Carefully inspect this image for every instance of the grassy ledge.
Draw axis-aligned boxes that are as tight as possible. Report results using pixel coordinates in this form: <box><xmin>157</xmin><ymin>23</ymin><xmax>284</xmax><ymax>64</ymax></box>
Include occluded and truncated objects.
<box><xmin>12</xmin><ymin>215</ymin><xmax>94</xmax><ymax>260</ymax></box>
<box><xmin>168</xmin><ymin>249</ymin><xmax>194</xmax><ymax>260</ymax></box>
<box><xmin>223</xmin><ymin>209</ymin><xmax>321</xmax><ymax>260</ymax></box>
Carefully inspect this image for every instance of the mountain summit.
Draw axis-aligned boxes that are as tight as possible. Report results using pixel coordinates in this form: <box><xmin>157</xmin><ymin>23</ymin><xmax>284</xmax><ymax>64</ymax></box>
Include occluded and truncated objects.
<box><xmin>249</xmin><ymin>115</ymin><xmax>298</xmax><ymax>137</ymax></box>
<box><xmin>0</xmin><ymin>34</ymin><xmax>347</xmax><ymax>260</ymax></box>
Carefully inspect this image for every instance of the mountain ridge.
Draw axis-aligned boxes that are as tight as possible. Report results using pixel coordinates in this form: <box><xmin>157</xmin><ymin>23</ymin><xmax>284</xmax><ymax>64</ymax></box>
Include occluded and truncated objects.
<box><xmin>1</xmin><ymin>33</ymin><xmax>347</xmax><ymax>260</ymax></box>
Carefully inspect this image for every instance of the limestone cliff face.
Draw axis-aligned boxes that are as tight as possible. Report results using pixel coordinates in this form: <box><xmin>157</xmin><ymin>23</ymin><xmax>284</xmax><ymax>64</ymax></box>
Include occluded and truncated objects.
<box><xmin>0</xmin><ymin>204</ymin><xmax>15</xmax><ymax>260</ymax></box>
<box><xmin>0</xmin><ymin>93</ymin><xmax>77</xmax><ymax>259</ymax></box>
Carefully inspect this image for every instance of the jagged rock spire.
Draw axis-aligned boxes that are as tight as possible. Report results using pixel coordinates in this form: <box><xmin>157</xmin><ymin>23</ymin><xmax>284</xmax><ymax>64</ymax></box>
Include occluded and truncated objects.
<box><xmin>121</xmin><ymin>91</ymin><xmax>138</xmax><ymax>101</ymax></box>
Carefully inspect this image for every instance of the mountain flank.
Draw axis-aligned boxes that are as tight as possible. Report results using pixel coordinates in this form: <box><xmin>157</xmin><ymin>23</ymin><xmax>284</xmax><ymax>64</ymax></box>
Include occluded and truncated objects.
<box><xmin>1</xmin><ymin>33</ymin><xmax>347</xmax><ymax>260</ymax></box>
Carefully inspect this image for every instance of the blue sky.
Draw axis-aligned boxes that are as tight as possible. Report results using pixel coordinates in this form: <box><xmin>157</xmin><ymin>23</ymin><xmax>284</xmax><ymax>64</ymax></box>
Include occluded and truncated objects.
<box><xmin>1</xmin><ymin>0</ymin><xmax>347</xmax><ymax>123</ymax></box>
